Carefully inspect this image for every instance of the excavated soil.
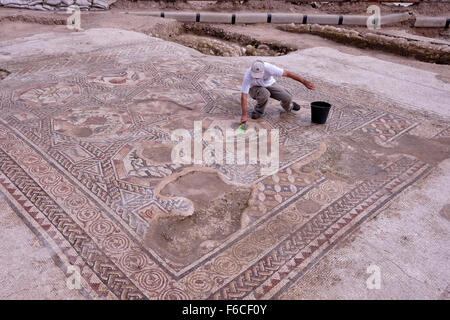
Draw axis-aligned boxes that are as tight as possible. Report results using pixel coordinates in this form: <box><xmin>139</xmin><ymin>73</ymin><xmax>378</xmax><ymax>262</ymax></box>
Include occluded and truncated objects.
<box><xmin>113</xmin><ymin>0</ymin><xmax>450</xmax><ymax>16</ymax></box>
<box><xmin>138</xmin><ymin>141</ymin><xmax>174</xmax><ymax>165</ymax></box>
<box><xmin>0</xmin><ymin>69</ymin><xmax>10</xmax><ymax>80</ymax></box>
<box><xmin>1</xmin><ymin>4</ymin><xmax>448</xmax><ymax>60</ymax></box>
<box><xmin>181</xmin><ymin>23</ymin><xmax>294</xmax><ymax>56</ymax></box>
<box><xmin>146</xmin><ymin>171</ymin><xmax>252</xmax><ymax>264</ymax></box>
<box><xmin>160</xmin><ymin>171</ymin><xmax>234</xmax><ymax>209</ymax></box>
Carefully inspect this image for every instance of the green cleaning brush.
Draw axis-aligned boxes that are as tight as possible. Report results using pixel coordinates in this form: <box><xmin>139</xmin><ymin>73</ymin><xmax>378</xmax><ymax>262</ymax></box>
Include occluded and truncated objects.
<box><xmin>237</xmin><ymin>121</ymin><xmax>247</xmax><ymax>132</ymax></box>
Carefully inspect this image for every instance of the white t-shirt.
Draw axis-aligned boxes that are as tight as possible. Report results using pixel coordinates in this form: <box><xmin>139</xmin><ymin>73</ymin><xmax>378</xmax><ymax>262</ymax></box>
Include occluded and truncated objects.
<box><xmin>241</xmin><ymin>62</ymin><xmax>284</xmax><ymax>94</ymax></box>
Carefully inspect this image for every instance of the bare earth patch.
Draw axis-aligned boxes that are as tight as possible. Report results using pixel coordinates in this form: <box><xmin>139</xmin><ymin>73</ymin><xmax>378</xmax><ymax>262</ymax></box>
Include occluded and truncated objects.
<box><xmin>147</xmin><ymin>171</ymin><xmax>252</xmax><ymax>264</ymax></box>
<box><xmin>0</xmin><ymin>68</ymin><xmax>10</xmax><ymax>80</ymax></box>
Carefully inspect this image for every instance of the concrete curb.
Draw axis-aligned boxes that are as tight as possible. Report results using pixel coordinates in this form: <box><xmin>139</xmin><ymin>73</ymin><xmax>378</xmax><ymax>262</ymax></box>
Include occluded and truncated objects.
<box><xmin>124</xmin><ymin>11</ymin><xmax>412</xmax><ymax>27</ymax></box>
<box><xmin>415</xmin><ymin>16</ymin><xmax>450</xmax><ymax>28</ymax></box>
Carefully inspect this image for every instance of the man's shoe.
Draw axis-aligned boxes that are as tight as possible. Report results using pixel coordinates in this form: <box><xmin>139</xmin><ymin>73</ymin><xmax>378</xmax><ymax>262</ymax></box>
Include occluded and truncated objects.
<box><xmin>292</xmin><ymin>102</ymin><xmax>301</xmax><ymax>111</ymax></box>
<box><xmin>251</xmin><ymin>111</ymin><xmax>262</xmax><ymax>119</ymax></box>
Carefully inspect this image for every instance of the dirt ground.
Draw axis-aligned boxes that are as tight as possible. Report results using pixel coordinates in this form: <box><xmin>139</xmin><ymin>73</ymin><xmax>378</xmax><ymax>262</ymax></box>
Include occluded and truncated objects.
<box><xmin>1</xmin><ymin>6</ymin><xmax>448</xmax><ymax>71</ymax></box>
<box><xmin>113</xmin><ymin>0</ymin><xmax>450</xmax><ymax>16</ymax></box>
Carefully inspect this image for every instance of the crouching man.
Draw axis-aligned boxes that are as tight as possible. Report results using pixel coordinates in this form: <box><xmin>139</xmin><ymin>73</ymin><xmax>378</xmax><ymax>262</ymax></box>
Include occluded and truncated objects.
<box><xmin>240</xmin><ymin>60</ymin><xmax>315</xmax><ymax>123</ymax></box>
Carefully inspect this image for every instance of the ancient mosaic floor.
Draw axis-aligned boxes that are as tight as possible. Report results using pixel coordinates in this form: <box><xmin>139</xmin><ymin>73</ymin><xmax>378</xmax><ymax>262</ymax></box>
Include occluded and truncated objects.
<box><xmin>0</xmin><ymin>30</ymin><xmax>447</xmax><ymax>300</ymax></box>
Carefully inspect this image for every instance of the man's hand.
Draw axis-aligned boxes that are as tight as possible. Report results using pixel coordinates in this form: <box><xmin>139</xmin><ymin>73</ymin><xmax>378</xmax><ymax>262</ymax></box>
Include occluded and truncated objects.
<box><xmin>303</xmin><ymin>80</ymin><xmax>315</xmax><ymax>90</ymax></box>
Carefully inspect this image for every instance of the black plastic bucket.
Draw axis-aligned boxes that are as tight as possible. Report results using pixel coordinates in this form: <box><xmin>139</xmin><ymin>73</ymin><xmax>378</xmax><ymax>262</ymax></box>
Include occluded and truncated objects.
<box><xmin>311</xmin><ymin>101</ymin><xmax>331</xmax><ymax>124</ymax></box>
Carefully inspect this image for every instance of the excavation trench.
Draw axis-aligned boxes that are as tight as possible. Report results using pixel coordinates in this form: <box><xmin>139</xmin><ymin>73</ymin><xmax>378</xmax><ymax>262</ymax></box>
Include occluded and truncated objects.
<box><xmin>161</xmin><ymin>23</ymin><xmax>295</xmax><ymax>57</ymax></box>
<box><xmin>278</xmin><ymin>24</ymin><xmax>450</xmax><ymax>64</ymax></box>
<box><xmin>158</xmin><ymin>22</ymin><xmax>449</xmax><ymax>63</ymax></box>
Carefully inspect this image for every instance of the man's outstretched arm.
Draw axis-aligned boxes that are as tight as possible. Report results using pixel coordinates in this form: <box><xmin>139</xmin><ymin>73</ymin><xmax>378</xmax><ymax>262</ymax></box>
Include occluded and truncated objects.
<box><xmin>283</xmin><ymin>70</ymin><xmax>315</xmax><ymax>90</ymax></box>
<box><xmin>241</xmin><ymin>93</ymin><xmax>248</xmax><ymax>123</ymax></box>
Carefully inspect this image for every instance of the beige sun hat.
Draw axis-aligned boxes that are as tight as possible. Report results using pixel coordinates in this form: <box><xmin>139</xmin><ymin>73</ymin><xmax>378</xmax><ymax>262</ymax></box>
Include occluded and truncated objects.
<box><xmin>251</xmin><ymin>60</ymin><xmax>265</xmax><ymax>79</ymax></box>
